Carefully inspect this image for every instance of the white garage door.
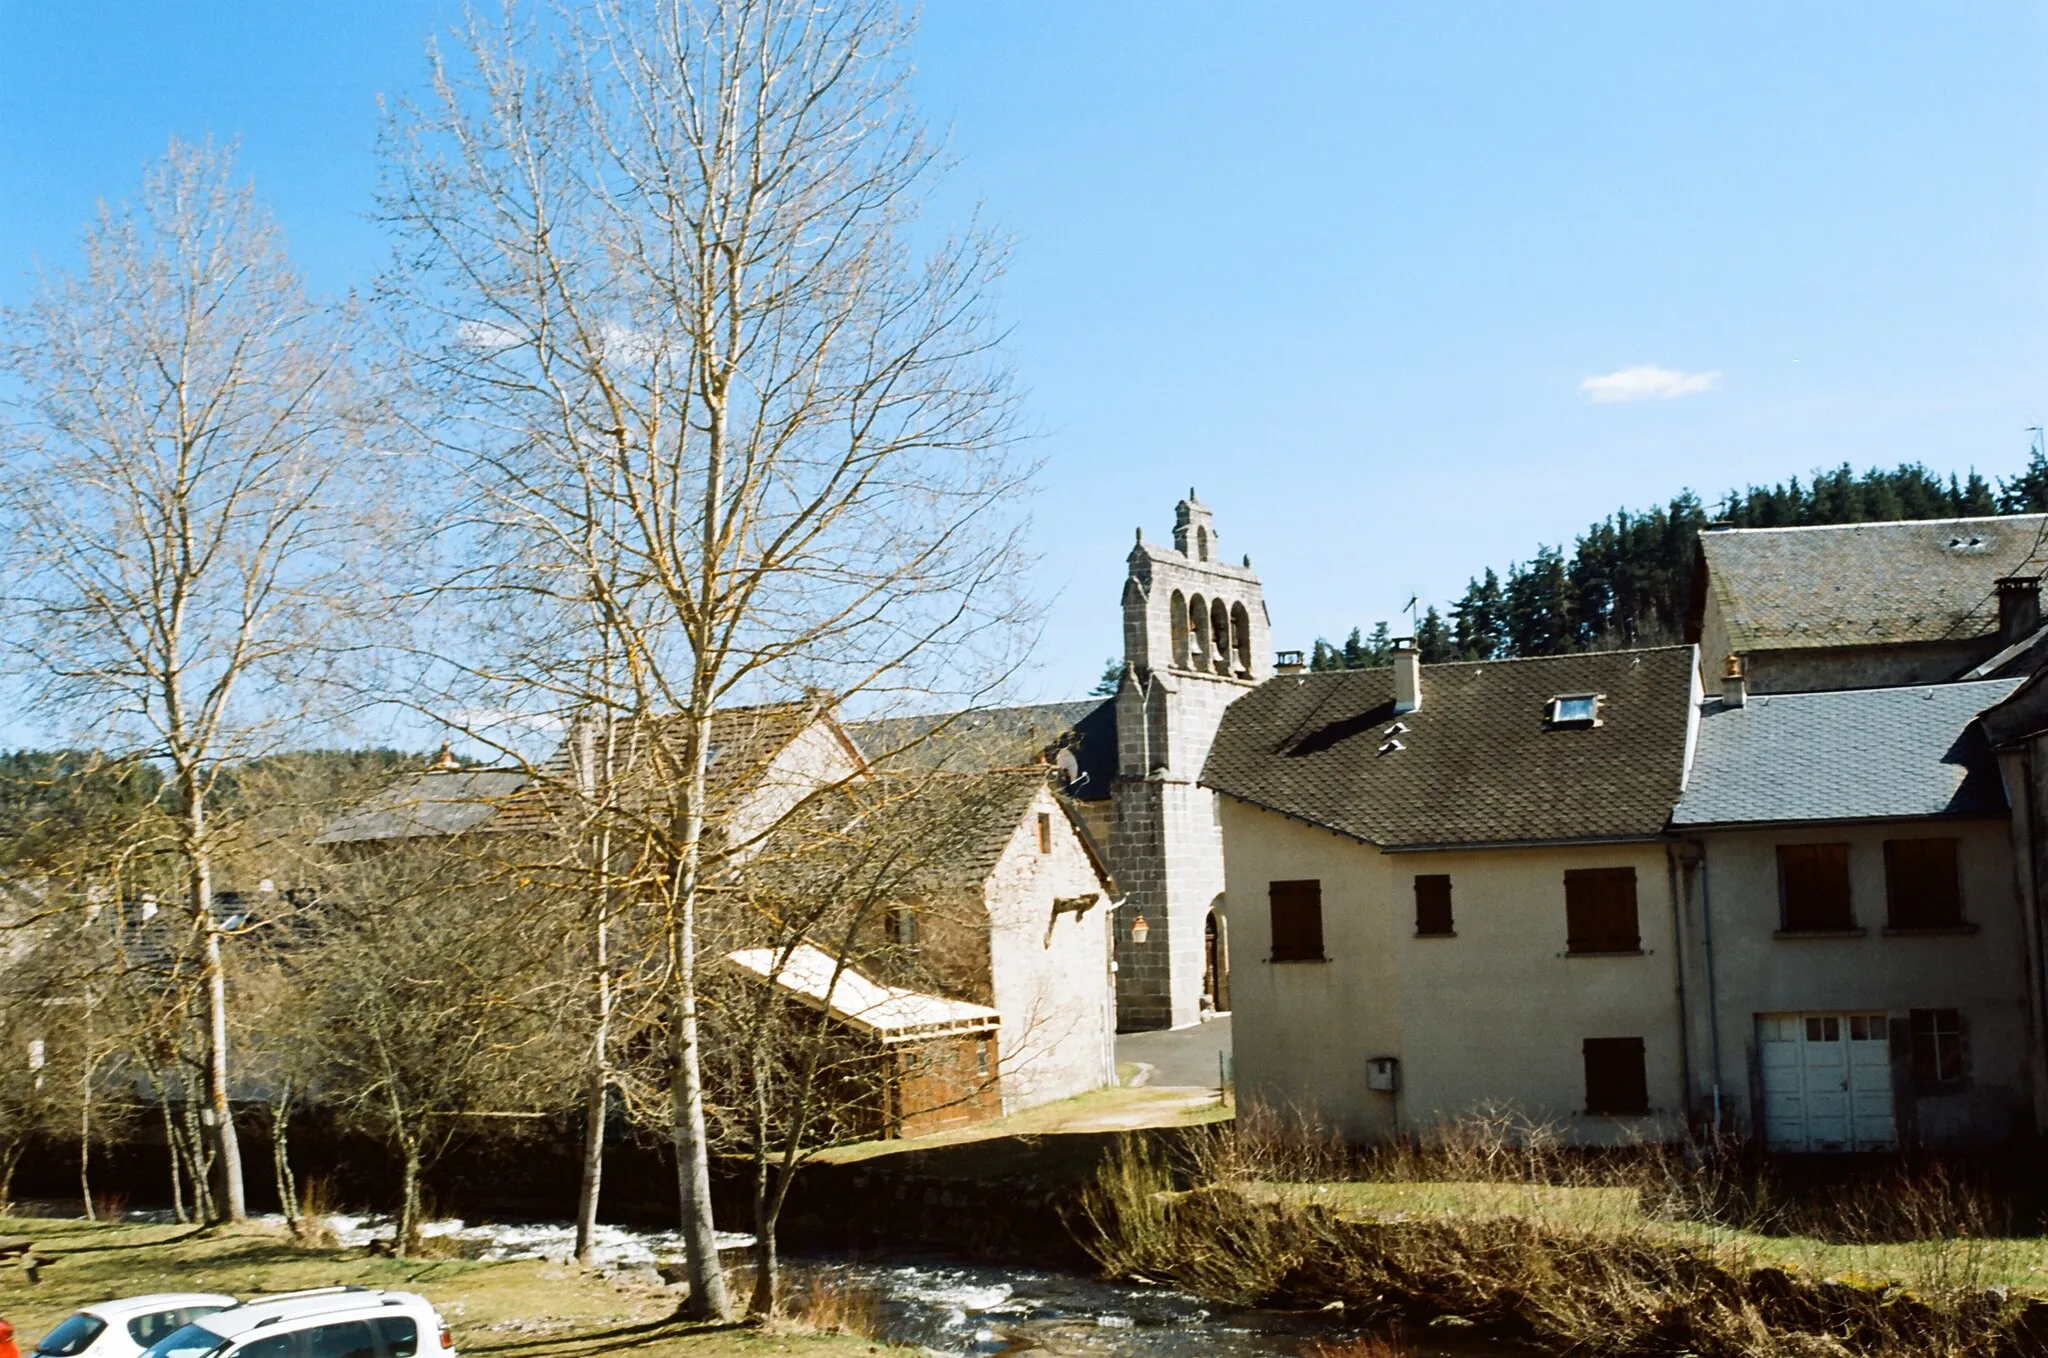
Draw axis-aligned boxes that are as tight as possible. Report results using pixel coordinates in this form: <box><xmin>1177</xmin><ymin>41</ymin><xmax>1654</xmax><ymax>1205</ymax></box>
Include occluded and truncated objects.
<box><xmin>1757</xmin><ymin>1013</ymin><xmax>1896</xmax><ymax>1152</ymax></box>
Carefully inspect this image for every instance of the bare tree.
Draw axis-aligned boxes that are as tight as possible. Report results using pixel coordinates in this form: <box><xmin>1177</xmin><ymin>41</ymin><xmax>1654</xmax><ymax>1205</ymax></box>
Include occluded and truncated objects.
<box><xmin>380</xmin><ymin>0</ymin><xmax>1028</xmax><ymax>1317</ymax></box>
<box><xmin>0</xmin><ymin>141</ymin><xmax>393</xmax><ymax>1219</ymax></box>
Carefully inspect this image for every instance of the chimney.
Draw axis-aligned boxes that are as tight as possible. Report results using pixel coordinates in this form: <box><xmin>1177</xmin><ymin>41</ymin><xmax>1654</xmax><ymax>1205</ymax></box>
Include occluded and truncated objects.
<box><xmin>1997</xmin><ymin>575</ymin><xmax>2041</xmax><ymax>646</ymax></box>
<box><xmin>1392</xmin><ymin>638</ymin><xmax>1421</xmax><ymax>713</ymax></box>
<box><xmin>1274</xmin><ymin>649</ymin><xmax>1306</xmax><ymax>675</ymax></box>
<box><xmin>1721</xmin><ymin>653</ymin><xmax>1747</xmax><ymax>709</ymax></box>
<box><xmin>433</xmin><ymin>741</ymin><xmax>459</xmax><ymax>771</ymax></box>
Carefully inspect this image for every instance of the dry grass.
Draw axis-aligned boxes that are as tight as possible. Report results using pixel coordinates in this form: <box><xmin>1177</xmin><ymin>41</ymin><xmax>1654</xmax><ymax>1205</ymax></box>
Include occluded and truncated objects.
<box><xmin>1073</xmin><ymin>1104</ymin><xmax>2048</xmax><ymax>1357</ymax></box>
<box><xmin>2</xmin><ymin>1216</ymin><xmax>907</xmax><ymax>1358</ymax></box>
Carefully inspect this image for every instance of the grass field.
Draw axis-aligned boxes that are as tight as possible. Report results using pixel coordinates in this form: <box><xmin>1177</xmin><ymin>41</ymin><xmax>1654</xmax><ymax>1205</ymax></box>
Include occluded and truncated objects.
<box><xmin>1261</xmin><ymin>1178</ymin><xmax>2048</xmax><ymax>1294</ymax></box>
<box><xmin>0</xmin><ymin>1218</ymin><xmax>902</xmax><ymax>1358</ymax></box>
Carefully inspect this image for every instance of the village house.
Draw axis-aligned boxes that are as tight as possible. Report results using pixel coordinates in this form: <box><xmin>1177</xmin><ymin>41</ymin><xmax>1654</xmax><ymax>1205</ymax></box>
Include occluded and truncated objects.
<box><xmin>1670</xmin><ymin>673</ymin><xmax>2031</xmax><ymax>1151</ymax></box>
<box><xmin>726</xmin><ymin>767</ymin><xmax>1119</xmax><ymax>1127</ymax></box>
<box><xmin>1689</xmin><ymin>514</ymin><xmax>2048</xmax><ymax>695</ymax></box>
<box><xmin>1202</xmin><ymin>644</ymin><xmax>1701</xmax><ymax>1144</ymax></box>
<box><xmin>318</xmin><ymin>701</ymin><xmax>1118</xmax><ymax>1130</ymax></box>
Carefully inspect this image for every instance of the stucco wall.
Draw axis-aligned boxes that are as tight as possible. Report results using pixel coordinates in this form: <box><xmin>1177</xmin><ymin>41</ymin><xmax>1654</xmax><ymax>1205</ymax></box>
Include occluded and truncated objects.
<box><xmin>1682</xmin><ymin>819</ymin><xmax>2033</xmax><ymax>1147</ymax></box>
<box><xmin>1220</xmin><ymin>799</ymin><xmax>1687</xmax><ymax>1146</ymax></box>
<box><xmin>983</xmin><ymin>786</ymin><xmax>1117</xmax><ymax>1112</ymax></box>
<box><xmin>727</xmin><ymin>718</ymin><xmax>865</xmax><ymax>858</ymax></box>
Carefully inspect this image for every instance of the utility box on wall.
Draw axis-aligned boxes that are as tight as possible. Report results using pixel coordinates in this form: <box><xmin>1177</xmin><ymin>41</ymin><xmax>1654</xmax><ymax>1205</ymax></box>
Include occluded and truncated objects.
<box><xmin>1366</xmin><ymin>1056</ymin><xmax>1400</xmax><ymax>1093</ymax></box>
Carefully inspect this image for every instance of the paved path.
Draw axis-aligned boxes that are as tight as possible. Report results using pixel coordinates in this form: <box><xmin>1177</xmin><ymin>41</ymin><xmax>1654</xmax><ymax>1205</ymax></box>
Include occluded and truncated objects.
<box><xmin>1117</xmin><ymin>1014</ymin><xmax>1232</xmax><ymax>1089</ymax></box>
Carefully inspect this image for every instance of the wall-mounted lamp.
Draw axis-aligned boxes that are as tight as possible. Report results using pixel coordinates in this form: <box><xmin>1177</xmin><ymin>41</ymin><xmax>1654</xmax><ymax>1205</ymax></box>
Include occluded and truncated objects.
<box><xmin>1130</xmin><ymin>913</ymin><xmax>1150</xmax><ymax>946</ymax></box>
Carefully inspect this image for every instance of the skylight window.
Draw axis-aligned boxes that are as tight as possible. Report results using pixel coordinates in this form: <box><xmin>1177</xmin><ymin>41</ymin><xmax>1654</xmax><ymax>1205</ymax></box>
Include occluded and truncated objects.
<box><xmin>1547</xmin><ymin>693</ymin><xmax>1602</xmax><ymax>727</ymax></box>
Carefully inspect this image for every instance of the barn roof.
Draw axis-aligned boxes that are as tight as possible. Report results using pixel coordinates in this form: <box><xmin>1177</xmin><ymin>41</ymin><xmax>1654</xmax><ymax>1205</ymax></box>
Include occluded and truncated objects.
<box><xmin>726</xmin><ymin>943</ymin><xmax>999</xmax><ymax>1042</ymax></box>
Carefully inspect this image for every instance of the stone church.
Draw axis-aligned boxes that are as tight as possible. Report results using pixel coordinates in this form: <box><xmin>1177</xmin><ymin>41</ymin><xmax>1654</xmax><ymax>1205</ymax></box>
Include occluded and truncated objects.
<box><xmin>850</xmin><ymin>491</ymin><xmax>1273</xmax><ymax>1032</ymax></box>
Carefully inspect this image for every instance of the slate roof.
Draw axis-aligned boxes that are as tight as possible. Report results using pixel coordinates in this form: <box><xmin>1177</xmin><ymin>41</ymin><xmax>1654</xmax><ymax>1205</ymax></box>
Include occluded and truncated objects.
<box><xmin>317</xmin><ymin>700</ymin><xmax>854</xmax><ymax>845</ymax></box>
<box><xmin>1670</xmin><ymin>679</ymin><xmax>2018</xmax><ymax>827</ymax></box>
<box><xmin>726</xmin><ymin>943</ymin><xmax>1000</xmax><ymax>1042</ymax></box>
<box><xmin>1202</xmin><ymin>647</ymin><xmax>1697</xmax><ymax>849</ymax></box>
<box><xmin>847</xmin><ymin>699</ymin><xmax>1117</xmax><ymax>801</ymax></box>
<box><xmin>750</xmin><ymin>767</ymin><xmax>1111</xmax><ymax>899</ymax></box>
<box><xmin>1698</xmin><ymin>515</ymin><xmax>2048</xmax><ymax>652</ymax></box>
<box><xmin>312</xmin><ymin>769</ymin><xmax>531</xmax><ymax>845</ymax></box>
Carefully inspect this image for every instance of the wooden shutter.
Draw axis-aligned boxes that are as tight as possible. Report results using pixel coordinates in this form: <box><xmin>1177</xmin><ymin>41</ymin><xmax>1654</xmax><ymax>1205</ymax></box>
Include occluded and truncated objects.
<box><xmin>1564</xmin><ymin>868</ymin><xmax>1639</xmax><ymax>953</ymax></box>
<box><xmin>1884</xmin><ymin>839</ymin><xmax>1961</xmax><ymax>929</ymax></box>
<box><xmin>1414</xmin><ymin>874</ymin><xmax>1453</xmax><ymax>936</ymax></box>
<box><xmin>1582</xmin><ymin>1037</ymin><xmax>1648</xmax><ymax>1114</ymax></box>
<box><xmin>1779</xmin><ymin>844</ymin><xmax>1853</xmax><ymax>931</ymax></box>
<box><xmin>1268</xmin><ymin>879</ymin><xmax>1324</xmax><ymax>961</ymax></box>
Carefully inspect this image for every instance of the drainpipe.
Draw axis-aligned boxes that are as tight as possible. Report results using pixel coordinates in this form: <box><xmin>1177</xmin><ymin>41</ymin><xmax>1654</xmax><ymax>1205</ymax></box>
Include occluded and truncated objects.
<box><xmin>1664</xmin><ymin>844</ymin><xmax>1695</xmax><ymax>1130</ymax></box>
<box><xmin>1692</xmin><ymin>840</ymin><xmax>1726</xmax><ymax>1132</ymax></box>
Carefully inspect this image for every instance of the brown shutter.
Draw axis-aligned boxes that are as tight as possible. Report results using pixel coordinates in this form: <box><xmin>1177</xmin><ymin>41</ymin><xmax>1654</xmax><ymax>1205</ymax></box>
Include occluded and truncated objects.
<box><xmin>1582</xmin><ymin>1036</ymin><xmax>1649</xmax><ymax>1114</ymax></box>
<box><xmin>1884</xmin><ymin>839</ymin><xmax>1961</xmax><ymax>929</ymax></box>
<box><xmin>1414</xmin><ymin>874</ymin><xmax>1453</xmax><ymax>935</ymax></box>
<box><xmin>1779</xmin><ymin>844</ymin><xmax>1853</xmax><ymax>931</ymax></box>
<box><xmin>1268</xmin><ymin>879</ymin><xmax>1324</xmax><ymax>961</ymax></box>
<box><xmin>1565</xmin><ymin>868</ymin><xmax>1639</xmax><ymax>953</ymax></box>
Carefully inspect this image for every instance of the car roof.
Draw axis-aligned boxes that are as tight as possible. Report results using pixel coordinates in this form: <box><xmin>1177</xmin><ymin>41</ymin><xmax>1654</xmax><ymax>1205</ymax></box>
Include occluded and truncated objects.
<box><xmin>83</xmin><ymin>1297</ymin><xmax>238</xmax><ymax>1323</ymax></box>
<box><xmin>199</xmin><ymin>1292</ymin><xmax>432</xmax><ymax>1340</ymax></box>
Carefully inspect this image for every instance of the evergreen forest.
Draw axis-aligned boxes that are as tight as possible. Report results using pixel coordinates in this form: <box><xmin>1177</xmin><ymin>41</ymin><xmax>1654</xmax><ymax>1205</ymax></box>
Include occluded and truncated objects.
<box><xmin>1309</xmin><ymin>452</ymin><xmax>2048</xmax><ymax>670</ymax></box>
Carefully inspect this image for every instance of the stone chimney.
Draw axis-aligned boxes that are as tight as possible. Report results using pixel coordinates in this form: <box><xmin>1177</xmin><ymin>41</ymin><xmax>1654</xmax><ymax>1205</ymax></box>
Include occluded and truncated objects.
<box><xmin>1997</xmin><ymin>575</ymin><xmax>2041</xmax><ymax>646</ymax></box>
<box><xmin>1721</xmin><ymin>653</ymin><xmax>1747</xmax><ymax>709</ymax></box>
<box><xmin>1392</xmin><ymin>638</ymin><xmax>1421</xmax><ymax>714</ymax></box>
<box><xmin>1274</xmin><ymin>649</ymin><xmax>1306</xmax><ymax>675</ymax></box>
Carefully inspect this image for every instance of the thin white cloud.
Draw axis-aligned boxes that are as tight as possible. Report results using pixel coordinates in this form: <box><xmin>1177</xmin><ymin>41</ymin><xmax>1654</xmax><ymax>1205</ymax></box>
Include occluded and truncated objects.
<box><xmin>1579</xmin><ymin>363</ymin><xmax>1722</xmax><ymax>404</ymax></box>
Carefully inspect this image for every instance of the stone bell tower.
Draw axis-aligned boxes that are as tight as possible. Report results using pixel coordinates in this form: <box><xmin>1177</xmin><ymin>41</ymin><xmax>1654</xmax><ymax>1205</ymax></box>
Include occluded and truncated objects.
<box><xmin>1111</xmin><ymin>491</ymin><xmax>1271</xmax><ymax>1030</ymax></box>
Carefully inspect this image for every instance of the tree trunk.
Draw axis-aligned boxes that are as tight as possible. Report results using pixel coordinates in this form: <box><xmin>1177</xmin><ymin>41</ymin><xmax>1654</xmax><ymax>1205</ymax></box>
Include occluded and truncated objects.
<box><xmin>574</xmin><ymin>910</ymin><xmax>611</xmax><ymax>1265</ymax></box>
<box><xmin>749</xmin><ymin>1230</ymin><xmax>777</xmax><ymax>1319</ymax></box>
<box><xmin>397</xmin><ymin>1143</ymin><xmax>424</xmax><ymax>1257</ymax></box>
<box><xmin>193</xmin><ymin>831</ymin><xmax>247</xmax><ymax>1221</ymax></box>
<box><xmin>271</xmin><ymin>1082</ymin><xmax>299</xmax><ymax>1229</ymax></box>
<box><xmin>161</xmin><ymin>1096</ymin><xmax>188</xmax><ymax>1224</ymax></box>
<box><xmin>78</xmin><ymin>1072</ymin><xmax>94</xmax><ymax>1221</ymax></box>
<box><xmin>669</xmin><ymin>983</ymin><xmax>728</xmax><ymax>1319</ymax></box>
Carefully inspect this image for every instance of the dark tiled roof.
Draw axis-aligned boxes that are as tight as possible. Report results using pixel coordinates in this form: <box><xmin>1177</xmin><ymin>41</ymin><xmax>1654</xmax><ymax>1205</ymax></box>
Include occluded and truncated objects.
<box><xmin>847</xmin><ymin>699</ymin><xmax>1117</xmax><ymax>801</ymax></box>
<box><xmin>1202</xmin><ymin>647</ymin><xmax>1697</xmax><ymax>849</ymax></box>
<box><xmin>1699</xmin><ymin>515</ymin><xmax>2048</xmax><ymax>652</ymax></box>
<box><xmin>312</xmin><ymin>769</ymin><xmax>530</xmax><ymax>845</ymax></box>
<box><xmin>319</xmin><ymin>701</ymin><xmax>850</xmax><ymax>844</ymax></box>
<box><xmin>489</xmin><ymin>700</ymin><xmax>847</xmax><ymax>835</ymax></box>
<box><xmin>1672</xmin><ymin>680</ymin><xmax>2016</xmax><ymax>828</ymax></box>
<box><xmin>747</xmin><ymin>767</ymin><xmax>1111</xmax><ymax>900</ymax></box>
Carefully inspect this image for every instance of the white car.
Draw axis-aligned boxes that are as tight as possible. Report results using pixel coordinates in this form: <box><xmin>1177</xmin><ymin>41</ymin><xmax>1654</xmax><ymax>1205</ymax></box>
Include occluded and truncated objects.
<box><xmin>29</xmin><ymin>1295</ymin><xmax>236</xmax><ymax>1358</ymax></box>
<box><xmin>139</xmin><ymin>1289</ymin><xmax>452</xmax><ymax>1358</ymax></box>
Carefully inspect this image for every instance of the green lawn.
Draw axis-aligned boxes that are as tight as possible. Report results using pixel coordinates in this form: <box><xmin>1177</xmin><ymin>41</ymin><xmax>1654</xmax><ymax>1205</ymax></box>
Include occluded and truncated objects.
<box><xmin>0</xmin><ymin>1218</ymin><xmax>902</xmax><ymax>1358</ymax></box>
<box><xmin>1261</xmin><ymin>1179</ymin><xmax>2048</xmax><ymax>1295</ymax></box>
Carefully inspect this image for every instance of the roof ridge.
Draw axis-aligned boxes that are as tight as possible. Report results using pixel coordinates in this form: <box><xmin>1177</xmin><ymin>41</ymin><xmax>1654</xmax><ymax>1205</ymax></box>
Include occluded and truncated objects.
<box><xmin>1278</xmin><ymin>644</ymin><xmax>1693</xmax><ymax>679</ymax></box>
<box><xmin>1707</xmin><ymin>512</ymin><xmax>2048</xmax><ymax>537</ymax></box>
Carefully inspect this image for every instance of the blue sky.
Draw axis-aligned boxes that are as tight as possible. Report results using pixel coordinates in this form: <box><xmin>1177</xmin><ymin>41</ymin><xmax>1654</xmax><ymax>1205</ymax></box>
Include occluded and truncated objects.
<box><xmin>4</xmin><ymin>2</ymin><xmax>2045</xmax><ymax>714</ymax></box>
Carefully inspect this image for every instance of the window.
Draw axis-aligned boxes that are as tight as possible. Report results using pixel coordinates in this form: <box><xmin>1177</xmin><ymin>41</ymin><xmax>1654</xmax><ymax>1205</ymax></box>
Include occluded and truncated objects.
<box><xmin>1565</xmin><ymin>868</ymin><xmax>1639</xmax><ymax>953</ymax></box>
<box><xmin>1414</xmin><ymin>874</ymin><xmax>1453</xmax><ymax>936</ymax></box>
<box><xmin>975</xmin><ymin>1040</ymin><xmax>991</xmax><ymax>1077</ymax></box>
<box><xmin>132</xmin><ymin>1311</ymin><xmax>222</xmax><ymax>1349</ymax></box>
<box><xmin>1582</xmin><ymin>1037</ymin><xmax>1649</xmax><ymax>1114</ymax></box>
<box><xmin>372</xmin><ymin>1319</ymin><xmax>420</xmax><ymax>1358</ymax></box>
<box><xmin>1548</xmin><ymin>693</ymin><xmax>1601</xmax><ymax>726</ymax></box>
<box><xmin>305</xmin><ymin>1323</ymin><xmax>375</xmax><ymax>1358</ymax></box>
<box><xmin>35</xmin><ymin>1315</ymin><xmax>108</xmax><ymax>1358</ymax></box>
<box><xmin>236</xmin><ymin>1337</ymin><xmax>294</xmax><ymax>1358</ymax></box>
<box><xmin>1268</xmin><ymin>879</ymin><xmax>1325</xmax><ymax>961</ymax></box>
<box><xmin>1036</xmin><ymin>811</ymin><xmax>1053</xmax><ymax>854</ymax></box>
<box><xmin>1885</xmin><ymin>839</ymin><xmax>1962</xmax><ymax>929</ymax></box>
<box><xmin>1778</xmin><ymin>843</ymin><xmax>1854</xmax><ymax>932</ymax></box>
<box><xmin>883</xmin><ymin>904</ymin><xmax>918</xmax><ymax>946</ymax></box>
<box><xmin>1909</xmin><ymin>1008</ymin><xmax>1967</xmax><ymax>1084</ymax></box>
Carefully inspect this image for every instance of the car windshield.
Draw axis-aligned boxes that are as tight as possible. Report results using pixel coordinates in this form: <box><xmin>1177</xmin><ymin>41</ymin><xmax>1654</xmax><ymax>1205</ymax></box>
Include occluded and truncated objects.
<box><xmin>139</xmin><ymin>1324</ymin><xmax>230</xmax><ymax>1358</ymax></box>
<box><xmin>35</xmin><ymin>1314</ymin><xmax>108</xmax><ymax>1356</ymax></box>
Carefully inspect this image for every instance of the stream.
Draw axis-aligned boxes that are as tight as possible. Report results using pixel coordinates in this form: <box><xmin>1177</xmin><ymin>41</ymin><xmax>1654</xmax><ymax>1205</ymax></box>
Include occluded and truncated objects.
<box><xmin>310</xmin><ymin>1215</ymin><xmax>1513</xmax><ymax>1357</ymax></box>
